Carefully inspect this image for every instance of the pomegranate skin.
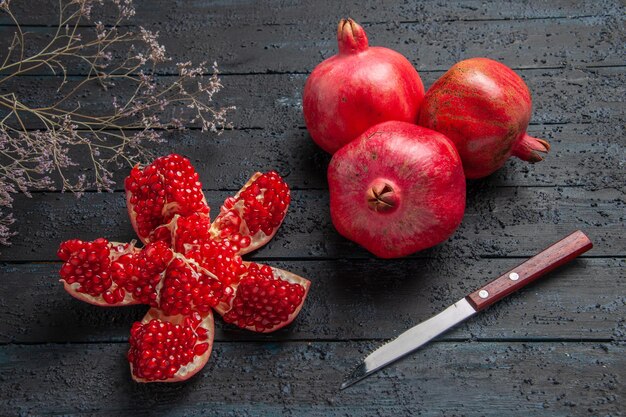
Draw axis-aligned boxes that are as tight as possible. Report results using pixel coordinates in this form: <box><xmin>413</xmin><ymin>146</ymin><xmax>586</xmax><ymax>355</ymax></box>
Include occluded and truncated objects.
<box><xmin>303</xmin><ymin>18</ymin><xmax>425</xmax><ymax>154</ymax></box>
<box><xmin>328</xmin><ymin>121</ymin><xmax>466</xmax><ymax>258</ymax></box>
<box><xmin>418</xmin><ymin>57</ymin><xmax>549</xmax><ymax>179</ymax></box>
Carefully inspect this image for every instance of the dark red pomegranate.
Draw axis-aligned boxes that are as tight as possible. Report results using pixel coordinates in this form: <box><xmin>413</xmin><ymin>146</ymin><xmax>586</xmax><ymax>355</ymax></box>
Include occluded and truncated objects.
<box><xmin>327</xmin><ymin>121</ymin><xmax>466</xmax><ymax>258</ymax></box>
<box><xmin>418</xmin><ymin>57</ymin><xmax>550</xmax><ymax>179</ymax></box>
<box><xmin>303</xmin><ymin>18</ymin><xmax>425</xmax><ymax>154</ymax></box>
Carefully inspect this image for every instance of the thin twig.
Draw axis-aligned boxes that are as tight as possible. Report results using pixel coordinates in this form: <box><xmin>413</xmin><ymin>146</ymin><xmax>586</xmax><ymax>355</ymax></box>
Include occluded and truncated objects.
<box><xmin>0</xmin><ymin>0</ymin><xmax>233</xmax><ymax>249</ymax></box>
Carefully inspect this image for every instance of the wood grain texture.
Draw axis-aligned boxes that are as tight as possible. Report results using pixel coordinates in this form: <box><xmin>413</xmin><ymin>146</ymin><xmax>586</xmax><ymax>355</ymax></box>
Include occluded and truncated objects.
<box><xmin>3</xmin><ymin>68</ymin><xmax>624</xmax><ymax>131</ymax></box>
<box><xmin>467</xmin><ymin>231</ymin><xmax>593</xmax><ymax>310</ymax></box>
<box><xmin>0</xmin><ymin>342</ymin><xmax>622</xmax><ymax>416</ymax></box>
<box><xmin>0</xmin><ymin>122</ymin><xmax>620</xmax><ymax>190</ymax></box>
<box><xmin>1</xmin><ymin>186</ymin><xmax>623</xmax><ymax>262</ymax></box>
<box><xmin>1</xmin><ymin>11</ymin><xmax>624</xmax><ymax>74</ymax></box>
<box><xmin>2</xmin><ymin>0</ymin><xmax>624</xmax><ymax>26</ymax></box>
<box><xmin>0</xmin><ymin>0</ymin><xmax>624</xmax><ymax>414</ymax></box>
<box><xmin>1</xmin><ymin>258</ymin><xmax>623</xmax><ymax>344</ymax></box>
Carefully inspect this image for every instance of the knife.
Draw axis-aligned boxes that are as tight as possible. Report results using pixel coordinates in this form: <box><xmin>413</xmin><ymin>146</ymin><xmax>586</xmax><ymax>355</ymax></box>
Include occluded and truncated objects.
<box><xmin>340</xmin><ymin>230</ymin><xmax>593</xmax><ymax>390</ymax></box>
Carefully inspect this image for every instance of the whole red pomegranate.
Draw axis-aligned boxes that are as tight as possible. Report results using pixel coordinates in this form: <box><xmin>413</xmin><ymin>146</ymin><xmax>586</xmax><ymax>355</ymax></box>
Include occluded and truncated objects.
<box><xmin>328</xmin><ymin>121</ymin><xmax>466</xmax><ymax>258</ymax></box>
<box><xmin>303</xmin><ymin>18</ymin><xmax>425</xmax><ymax>154</ymax></box>
<box><xmin>418</xmin><ymin>57</ymin><xmax>550</xmax><ymax>179</ymax></box>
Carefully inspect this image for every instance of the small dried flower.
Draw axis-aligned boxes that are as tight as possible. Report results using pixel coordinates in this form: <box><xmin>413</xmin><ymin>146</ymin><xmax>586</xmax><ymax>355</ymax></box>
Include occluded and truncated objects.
<box><xmin>139</xmin><ymin>27</ymin><xmax>168</xmax><ymax>64</ymax></box>
<box><xmin>0</xmin><ymin>212</ymin><xmax>16</xmax><ymax>246</ymax></box>
<box><xmin>95</xmin><ymin>21</ymin><xmax>106</xmax><ymax>40</ymax></box>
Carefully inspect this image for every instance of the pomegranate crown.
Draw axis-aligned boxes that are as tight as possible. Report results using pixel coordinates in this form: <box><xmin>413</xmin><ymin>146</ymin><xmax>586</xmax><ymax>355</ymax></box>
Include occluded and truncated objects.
<box><xmin>337</xmin><ymin>18</ymin><xmax>369</xmax><ymax>54</ymax></box>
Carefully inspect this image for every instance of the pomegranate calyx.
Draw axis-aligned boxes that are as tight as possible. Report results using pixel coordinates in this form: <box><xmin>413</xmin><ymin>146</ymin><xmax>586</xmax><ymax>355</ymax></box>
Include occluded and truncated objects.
<box><xmin>337</xmin><ymin>18</ymin><xmax>368</xmax><ymax>54</ymax></box>
<box><xmin>367</xmin><ymin>180</ymin><xmax>399</xmax><ymax>213</ymax></box>
<box><xmin>512</xmin><ymin>133</ymin><xmax>551</xmax><ymax>163</ymax></box>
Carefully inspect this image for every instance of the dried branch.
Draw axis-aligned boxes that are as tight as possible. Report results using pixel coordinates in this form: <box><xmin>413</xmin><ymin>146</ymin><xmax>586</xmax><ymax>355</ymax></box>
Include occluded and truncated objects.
<box><xmin>0</xmin><ymin>0</ymin><xmax>234</xmax><ymax>249</ymax></box>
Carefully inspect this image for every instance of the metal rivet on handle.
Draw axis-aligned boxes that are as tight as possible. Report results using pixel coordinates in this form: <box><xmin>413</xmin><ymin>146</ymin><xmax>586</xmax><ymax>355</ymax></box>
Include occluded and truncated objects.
<box><xmin>479</xmin><ymin>290</ymin><xmax>489</xmax><ymax>299</ymax></box>
<box><xmin>509</xmin><ymin>272</ymin><xmax>520</xmax><ymax>281</ymax></box>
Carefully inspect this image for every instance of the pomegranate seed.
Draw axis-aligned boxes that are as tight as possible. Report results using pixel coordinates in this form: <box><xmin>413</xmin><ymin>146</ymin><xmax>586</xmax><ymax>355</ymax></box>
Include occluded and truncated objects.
<box><xmin>193</xmin><ymin>343</ymin><xmax>209</xmax><ymax>356</ymax></box>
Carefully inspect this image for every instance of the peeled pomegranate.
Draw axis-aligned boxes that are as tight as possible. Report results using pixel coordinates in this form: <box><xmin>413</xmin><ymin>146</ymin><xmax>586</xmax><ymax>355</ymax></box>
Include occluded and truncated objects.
<box><xmin>418</xmin><ymin>57</ymin><xmax>550</xmax><ymax>179</ymax></box>
<box><xmin>328</xmin><ymin>121</ymin><xmax>466</xmax><ymax>258</ymax></box>
<box><xmin>57</xmin><ymin>155</ymin><xmax>310</xmax><ymax>382</ymax></box>
<box><xmin>303</xmin><ymin>18</ymin><xmax>425</xmax><ymax>154</ymax></box>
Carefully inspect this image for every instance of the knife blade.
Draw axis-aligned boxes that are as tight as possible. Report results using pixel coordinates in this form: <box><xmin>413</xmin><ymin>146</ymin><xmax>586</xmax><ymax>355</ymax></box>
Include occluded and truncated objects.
<box><xmin>341</xmin><ymin>230</ymin><xmax>593</xmax><ymax>390</ymax></box>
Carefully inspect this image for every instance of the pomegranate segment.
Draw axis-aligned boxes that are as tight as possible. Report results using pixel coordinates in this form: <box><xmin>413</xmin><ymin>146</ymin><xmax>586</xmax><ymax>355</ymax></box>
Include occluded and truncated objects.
<box><xmin>210</xmin><ymin>171</ymin><xmax>290</xmax><ymax>255</ymax></box>
<box><xmin>150</xmin><ymin>212</ymin><xmax>213</xmax><ymax>254</ymax></box>
<box><xmin>216</xmin><ymin>263</ymin><xmax>310</xmax><ymax>333</ymax></box>
<box><xmin>328</xmin><ymin>121</ymin><xmax>466</xmax><ymax>258</ymax></box>
<box><xmin>58</xmin><ymin>238</ymin><xmax>142</xmax><ymax>306</ymax></box>
<box><xmin>124</xmin><ymin>241</ymin><xmax>174</xmax><ymax>306</ymax></box>
<box><xmin>125</xmin><ymin>154</ymin><xmax>210</xmax><ymax>243</ymax></box>
<box><xmin>158</xmin><ymin>256</ymin><xmax>224</xmax><ymax>316</ymax></box>
<box><xmin>128</xmin><ymin>308</ymin><xmax>214</xmax><ymax>383</ymax></box>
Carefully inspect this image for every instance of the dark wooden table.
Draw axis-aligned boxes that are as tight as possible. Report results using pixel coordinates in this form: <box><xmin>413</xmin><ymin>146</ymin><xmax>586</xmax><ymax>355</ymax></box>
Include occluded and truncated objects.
<box><xmin>1</xmin><ymin>1</ymin><xmax>624</xmax><ymax>416</ymax></box>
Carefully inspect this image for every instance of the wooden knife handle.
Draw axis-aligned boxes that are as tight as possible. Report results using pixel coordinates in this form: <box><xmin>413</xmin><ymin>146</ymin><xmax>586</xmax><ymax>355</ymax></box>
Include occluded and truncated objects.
<box><xmin>466</xmin><ymin>230</ymin><xmax>593</xmax><ymax>311</ymax></box>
